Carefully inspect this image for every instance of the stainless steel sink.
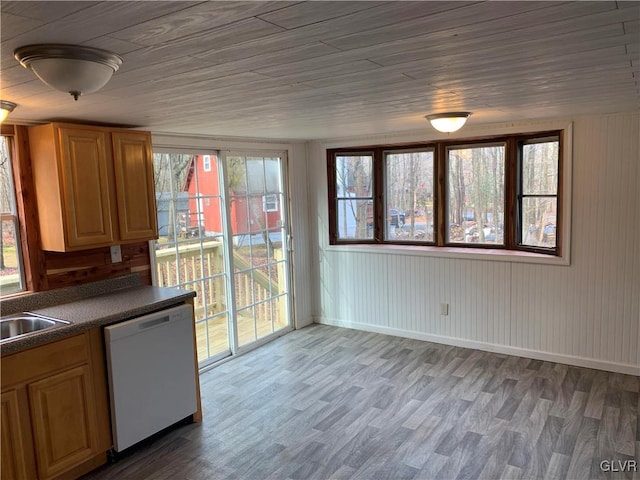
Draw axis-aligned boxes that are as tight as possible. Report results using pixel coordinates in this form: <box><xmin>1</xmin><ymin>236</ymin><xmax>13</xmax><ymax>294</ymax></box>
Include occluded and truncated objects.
<box><xmin>1</xmin><ymin>313</ymin><xmax>70</xmax><ymax>342</ymax></box>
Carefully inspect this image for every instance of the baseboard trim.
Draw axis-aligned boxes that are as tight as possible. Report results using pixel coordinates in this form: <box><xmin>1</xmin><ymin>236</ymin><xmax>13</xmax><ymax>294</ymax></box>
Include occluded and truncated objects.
<box><xmin>295</xmin><ymin>315</ymin><xmax>314</xmax><ymax>329</ymax></box>
<box><xmin>314</xmin><ymin>317</ymin><xmax>640</xmax><ymax>376</ymax></box>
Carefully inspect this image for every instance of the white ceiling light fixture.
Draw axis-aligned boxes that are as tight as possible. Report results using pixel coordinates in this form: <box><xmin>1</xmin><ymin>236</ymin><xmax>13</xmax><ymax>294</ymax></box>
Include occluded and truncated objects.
<box><xmin>14</xmin><ymin>44</ymin><xmax>123</xmax><ymax>101</ymax></box>
<box><xmin>0</xmin><ymin>101</ymin><xmax>17</xmax><ymax>123</ymax></box>
<box><xmin>426</xmin><ymin>112</ymin><xmax>472</xmax><ymax>133</ymax></box>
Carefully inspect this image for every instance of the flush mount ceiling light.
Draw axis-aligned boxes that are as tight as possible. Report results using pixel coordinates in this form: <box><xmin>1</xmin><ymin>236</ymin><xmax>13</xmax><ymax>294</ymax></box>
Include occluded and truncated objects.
<box><xmin>0</xmin><ymin>101</ymin><xmax>17</xmax><ymax>123</ymax></box>
<box><xmin>14</xmin><ymin>44</ymin><xmax>123</xmax><ymax>101</ymax></box>
<box><xmin>425</xmin><ymin>112</ymin><xmax>472</xmax><ymax>133</ymax></box>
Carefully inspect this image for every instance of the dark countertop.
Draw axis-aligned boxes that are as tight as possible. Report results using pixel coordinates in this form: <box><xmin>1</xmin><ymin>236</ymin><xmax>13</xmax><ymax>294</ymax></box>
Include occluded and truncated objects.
<box><xmin>1</xmin><ymin>281</ymin><xmax>196</xmax><ymax>356</ymax></box>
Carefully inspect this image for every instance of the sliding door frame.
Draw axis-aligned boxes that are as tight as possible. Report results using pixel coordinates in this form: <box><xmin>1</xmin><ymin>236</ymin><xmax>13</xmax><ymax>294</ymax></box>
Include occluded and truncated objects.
<box><xmin>220</xmin><ymin>149</ymin><xmax>294</xmax><ymax>356</ymax></box>
<box><xmin>150</xmin><ymin>144</ymin><xmax>295</xmax><ymax>369</ymax></box>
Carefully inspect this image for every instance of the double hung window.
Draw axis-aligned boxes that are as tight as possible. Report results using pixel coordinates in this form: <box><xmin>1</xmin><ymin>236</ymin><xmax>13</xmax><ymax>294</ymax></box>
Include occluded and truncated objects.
<box><xmin>0</xmin><ymin>135</ymin><xmax>25</xmax><ymax>294</ymax></box>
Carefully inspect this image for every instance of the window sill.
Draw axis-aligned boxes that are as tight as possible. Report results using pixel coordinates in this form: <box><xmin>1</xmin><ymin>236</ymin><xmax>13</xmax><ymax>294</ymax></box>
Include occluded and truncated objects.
<box><xmin>0</xmin><ymin>289</ymin><xmax>31</xmax><ymax>300</ymax></box>
<box><xmin>325</xmin><ymin>243</ymin><xmax>570</xmax><ymax>266</ymax></box>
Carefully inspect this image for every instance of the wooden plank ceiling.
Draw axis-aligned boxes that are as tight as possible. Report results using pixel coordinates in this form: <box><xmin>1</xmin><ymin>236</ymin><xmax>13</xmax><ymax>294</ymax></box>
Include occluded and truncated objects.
<box><xmin>1</xmin><ymin>1</ymin><xmax>638</xmax><ymax>139</ymax></box>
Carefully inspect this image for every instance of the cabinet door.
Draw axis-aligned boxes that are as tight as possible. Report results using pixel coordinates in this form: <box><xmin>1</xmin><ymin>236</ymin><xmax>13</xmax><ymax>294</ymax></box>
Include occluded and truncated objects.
<box><xmin>58</xmin><ymin>127</ymin><xmax>116</xmax><ymax>248</ymax></box>
<box><xmin>28</xmin><ymin>365</ymin><xmax>100</xmax><ymax>480</ymax></box>
<box><xmin>1</xmin><ymin>389</ymin><xmax>37</xmax><ymax>480</ymax></box>
<box><xmin>112</xmin><ymin>131</ymin><xmax>158</xmax><ymax>241</ymax></box>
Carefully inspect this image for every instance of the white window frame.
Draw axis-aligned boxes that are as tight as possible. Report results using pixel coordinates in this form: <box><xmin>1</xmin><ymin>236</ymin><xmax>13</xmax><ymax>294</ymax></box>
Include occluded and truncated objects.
<box><xmin>1</xmin><ymin>135</ymin><xmax>26</xmax><ymax>295</ymax></box>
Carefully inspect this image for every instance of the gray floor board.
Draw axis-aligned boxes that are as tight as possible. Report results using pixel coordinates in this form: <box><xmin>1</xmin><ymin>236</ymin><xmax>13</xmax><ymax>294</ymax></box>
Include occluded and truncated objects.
<box><xmin>477</xmin><ymin>429</ymin><xmax>521</xmax><ymax>479</ymax></box>
<box><xmin>440</xmin><ymin>431</ymin><xmax>483</xmax><ymax>480</ymax></box>
<box><xmin>543</xmin><ymin>452</ymin><xmax>572</xmax><ymax>480</ymax></box>
<box><xmin>81</xmin><ymin>325</ymin><xmax>639</xmax><ymax>480</ymax></box>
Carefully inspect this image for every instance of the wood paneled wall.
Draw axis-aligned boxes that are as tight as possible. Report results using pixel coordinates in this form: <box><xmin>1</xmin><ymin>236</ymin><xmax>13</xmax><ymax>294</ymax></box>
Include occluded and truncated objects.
<box><xmin>309</xmin><ymin>113</ymin><xmax>640</xmax><ymax>375</ymax></box>
<box><xmin>43</xmin><ymin>242</ymin><xmax>152</xmax><ymax>290</ymax></box>
<box><xmin>8</xmin><ymin>125</ymin><xmax>152</xmax><ymax>292</ymax></box>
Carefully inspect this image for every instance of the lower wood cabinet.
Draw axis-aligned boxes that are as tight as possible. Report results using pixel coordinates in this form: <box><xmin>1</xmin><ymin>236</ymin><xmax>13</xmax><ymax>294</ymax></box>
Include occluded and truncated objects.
<box><xmin>29</xmin><ymin>365</ymin><xmax>101</xmax><ymax>479</ymax></box>
<box><xmin>1</xmin><ymin>329</ymin><xmax>111</xmax><ymax>480</ymax></box>
<box><xmin>1</xmin><ymin>389</ymin><xmax>37</xmax><ymax>480</ymax></box>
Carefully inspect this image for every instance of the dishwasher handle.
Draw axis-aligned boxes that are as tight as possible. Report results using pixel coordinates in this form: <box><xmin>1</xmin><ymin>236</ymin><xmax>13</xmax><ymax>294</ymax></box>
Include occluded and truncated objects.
<box><xmin>139</xmin><ymin>316</ymin><xmax>170</xmax><ymax>330</ymax></box>
<box><xmin>105</xmin><ymin>304</ymin><xmax>193</xmax><ymax>342</ymax></box>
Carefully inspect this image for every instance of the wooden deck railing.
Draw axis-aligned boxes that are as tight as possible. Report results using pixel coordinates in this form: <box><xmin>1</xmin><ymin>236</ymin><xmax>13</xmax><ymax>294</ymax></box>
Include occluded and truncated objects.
<box><xmin>155</xmin><ymin>240</ymin><xmax>284</xmax><ymax>322</ymax></box>
<box><xmin>156</xmin><ymin>240</ymin><xmax>226</xmax><ymax>318</ymax></box>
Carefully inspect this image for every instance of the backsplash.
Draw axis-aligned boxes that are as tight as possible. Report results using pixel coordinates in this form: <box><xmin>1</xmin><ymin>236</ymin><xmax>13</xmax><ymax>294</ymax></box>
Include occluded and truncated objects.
<box><xmin>42</xmin><ymin>242</ymin><xmax>152</xmax><ymax>290</ymax></box>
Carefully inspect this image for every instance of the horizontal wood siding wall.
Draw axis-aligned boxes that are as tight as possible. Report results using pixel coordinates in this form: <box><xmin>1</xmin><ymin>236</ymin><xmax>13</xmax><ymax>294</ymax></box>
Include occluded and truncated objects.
<box><xmin>310</xmin><ymin>113</ymin><xmax>640</xmax><ymax>374</ymax></box>
<box><xmin>43</xmin><ymin>242</ymin><xmax>152</xmax><ymax>290</ymax></box>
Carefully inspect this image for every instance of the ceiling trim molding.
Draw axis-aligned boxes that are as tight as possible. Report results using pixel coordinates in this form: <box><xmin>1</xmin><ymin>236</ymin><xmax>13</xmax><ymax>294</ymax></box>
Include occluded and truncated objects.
<box><xmin>310</xmin><ymin>116</ymin><xmax>583</xmax><ymax>146</ymax></box>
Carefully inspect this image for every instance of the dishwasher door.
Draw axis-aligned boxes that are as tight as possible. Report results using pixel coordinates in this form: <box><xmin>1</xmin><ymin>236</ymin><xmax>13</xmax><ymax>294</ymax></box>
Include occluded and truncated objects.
<box><xmin>104</xmin><ymin>303</ymin><xmax>197</xmax><ymax>452</ymax></box>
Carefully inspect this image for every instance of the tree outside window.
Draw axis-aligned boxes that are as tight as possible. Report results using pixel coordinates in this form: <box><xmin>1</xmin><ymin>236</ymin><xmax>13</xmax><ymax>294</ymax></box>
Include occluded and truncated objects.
<box><xmin>519</xmin><ymin>139</ymin><xmax>559</xmax><ymax>249</ymax></box>
<box><xmin>335</xmin><ymin>154</ymin><xmax>373</xmax><ymax>240</ymax></box>
<box><xmin>385</xmin><ymin>150</ymin><xmax>434</xmax><ymax>242</ymax></box>
<box><xmin>447</xmin><ymin>144</ymin><xmax>505</xmax><ymax>245</ymax></box>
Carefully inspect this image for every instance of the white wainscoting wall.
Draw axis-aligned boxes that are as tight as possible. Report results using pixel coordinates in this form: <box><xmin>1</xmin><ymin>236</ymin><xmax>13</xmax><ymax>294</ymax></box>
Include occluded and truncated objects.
<box><xmin>308</xmin><ymin>113</ymin><xmax>640</xmax><ymax>375</ymax></box>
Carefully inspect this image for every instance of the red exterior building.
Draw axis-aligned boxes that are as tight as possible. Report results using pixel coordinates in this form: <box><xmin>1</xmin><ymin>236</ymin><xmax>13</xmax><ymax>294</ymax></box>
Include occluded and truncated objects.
<box><xmin>182</xmin><ymin>155</ymin><xmax>281</xmax><ymax>237</ymax></box>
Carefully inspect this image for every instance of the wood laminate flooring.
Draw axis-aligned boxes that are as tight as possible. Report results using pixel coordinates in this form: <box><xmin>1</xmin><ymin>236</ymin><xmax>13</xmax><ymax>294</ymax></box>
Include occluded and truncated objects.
<box><xmin>84</xmin><ymin>324</ymin><xmax>639</xmax><ymax>480</ymax></box>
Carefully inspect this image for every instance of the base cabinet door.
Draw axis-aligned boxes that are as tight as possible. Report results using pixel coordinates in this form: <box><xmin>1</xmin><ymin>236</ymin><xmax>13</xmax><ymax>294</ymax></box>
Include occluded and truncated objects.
<box><xmin>28</xmin><ymin>366</ymin><xmax>100</xmax><ymax>480</ymax></box>
<box><xmin>1</xmin><ymin>389</ymin><xmax>37</xmax><ymax>480</ymax></box>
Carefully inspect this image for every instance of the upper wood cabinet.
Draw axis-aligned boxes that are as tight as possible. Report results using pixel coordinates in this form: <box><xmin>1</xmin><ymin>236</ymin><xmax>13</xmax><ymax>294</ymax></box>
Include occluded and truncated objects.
<box><xmin>28</xmin><ymin>124</ymin><xmax>158</xmax><ymax>252</ymax></box>
<box><xmin>111</xmin><ymin>132</ymin><xmax>157</xmax><ymax>241</ymax></box>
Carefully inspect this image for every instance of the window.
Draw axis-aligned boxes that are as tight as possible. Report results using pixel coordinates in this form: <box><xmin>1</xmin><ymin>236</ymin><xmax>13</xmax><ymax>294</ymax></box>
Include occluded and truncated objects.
<box><xmin>203</xmin><ymin>155</ymin><xmax>211</xmax><ymax>172</ymax></box>
<box><xmin>0</xmin><ymin>135</ymin><xmax>25</xmax><ymax>294</ymax></box>
<box><xmin>328</xmin><ymin>130</ymin><xmax>563</xmax><ymax>255</ymax></box>
<box><xmin>385</xmin><ymin>149</ymin><xmax>434</xmax><ymax>242</ymax></box>
<box><xmin>262</xmin><ymin>193</ymin><xmax>278</xmax><ymax>213</ymax></box>
<box><xmin>332</xmin><ymin>153</ymin><xmax>374</xmax><ymax>241</ymax></box>
<box><xmin>447</xmin><ymin>143</ymin><xmax>505</xmax><ymax>245</ymax></box>
<box><xmin>518</xmin><ymin>138</ymin><xmax>559</xmax><ymax>249</ymax></box>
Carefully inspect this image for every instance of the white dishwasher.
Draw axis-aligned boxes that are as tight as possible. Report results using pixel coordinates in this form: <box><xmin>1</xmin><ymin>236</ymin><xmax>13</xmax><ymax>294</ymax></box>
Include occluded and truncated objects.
<box><xmin>104</xmin><ymin>303</ymin><xmax>198</xmax><ymax>452</ymax></box>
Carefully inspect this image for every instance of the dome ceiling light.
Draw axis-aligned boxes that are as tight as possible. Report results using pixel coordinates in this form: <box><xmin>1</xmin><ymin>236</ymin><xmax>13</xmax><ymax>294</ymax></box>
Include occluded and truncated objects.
<box><xmin>426</xmin><ymin>112</ymin><xmax>472</xmax><ymax>133</ymax></box>
<box><xmin>14</xmin><ymin>44</ymin><xmax>123</xmax><ymax>101</ymax></box>
<box><xmin>0</xmin><ymin>101</ymin><xmax>17</xmax><ymax>123</ymax></box>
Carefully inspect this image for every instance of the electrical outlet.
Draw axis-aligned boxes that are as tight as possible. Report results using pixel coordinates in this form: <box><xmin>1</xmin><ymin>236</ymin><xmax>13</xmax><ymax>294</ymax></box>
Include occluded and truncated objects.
<box><xmin>110</xmin><ymin>245</ymin><xmax>122</xmax><ymax>263</ymax></box>
<box><xmin>440</xmin><ymin>303</ymin><xmax>449</xmax><ymax>316</ymax></box>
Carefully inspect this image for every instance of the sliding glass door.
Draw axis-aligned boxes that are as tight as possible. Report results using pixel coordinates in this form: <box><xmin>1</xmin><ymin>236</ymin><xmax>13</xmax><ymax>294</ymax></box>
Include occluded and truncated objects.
<box><xmin>152</xmin><ymin>149</ymin><xmax>291</xmax><ymax>366</ymax></box>
<box><xmin>223</xmin><ymin>152</ymin><xmax>291</xmax><ymax>349</ymax></box>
